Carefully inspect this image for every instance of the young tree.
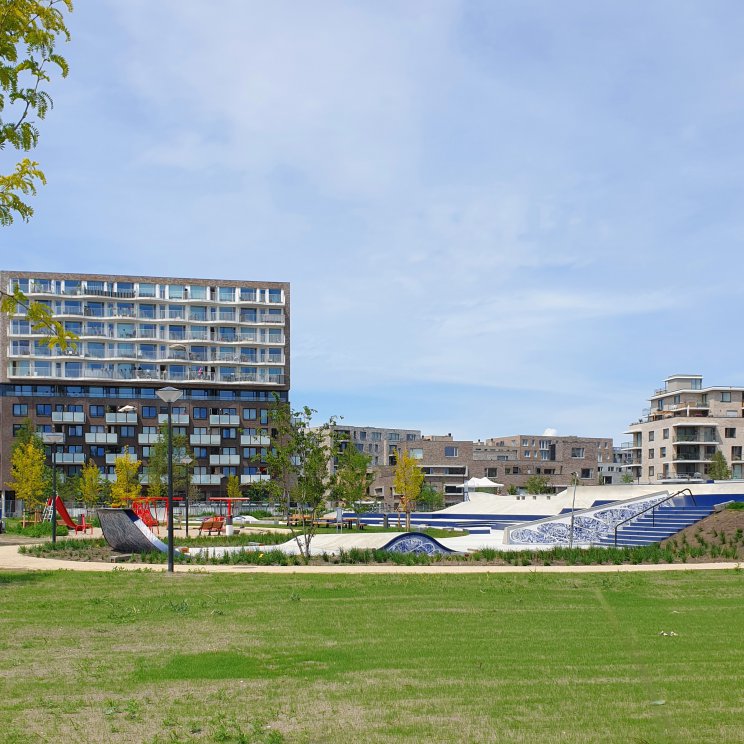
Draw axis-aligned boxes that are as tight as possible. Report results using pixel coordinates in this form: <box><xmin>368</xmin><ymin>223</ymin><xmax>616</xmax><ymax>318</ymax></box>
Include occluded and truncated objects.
<box><xmin>416</xmin><ymin>482</ymin><xmax>444</xmax><ymax>512</ymax></box>
<box><xmin>226</xmin><ymin>473</ymin><xmax>242</xmax><ymax>500</ymax></box>
<box><xmin>393</xmin><ymin>449</ymin><xmax>424</xmax><ymax>531</ymax></box>
<box><xmin>708</xmin><ymin>450</ymin><xmax>731</xmax><ymax>480</ymax></box>
<box><xmin>79</xmin><ymin>458</ymin><xmax>103</xmax><ymax>512</ymax></box>
<box><xmin>57</xmin><ymin>471</ymin><xmax>79</xmax><ymax>503</ymax></box>
<box><xmin>525</xmin><ymin>475</ymin><xmax>550</xmax><ymax>494</ymax></box>
<box><xmin>109</xmin><ymin>449</ymin><xmax>141</xmax><ymax>507</ymax></box>
<box><xmin>145</xmin><ymin>422</ymin><xmax>191</xmax><ymax>498</ymax></box>
<box><xmin>1</xmin><ymin>0</ymin><xmax>73</xmax><ymax>226</ymax></box>
<box><xmin>6</xmin><ymin>439</ymin><xmax>47</xmax><ymax>512</ymax></box>
<box><xmin>330</xmin><ymin>439</ymin><xmax>372</xmax><ymax>513</ymax></box>
<box><xmin>1</xmin><ymin>284</ymin><xmax>77</xmax><ymax>349</ymax></box>
<box><xmin>264</xmin><ymin>395</ymin><xmax>296</xmax><ymax>520</ymax></box>
<box><xmin>264</xmin><ymin>399</ymin><xmax>336</xmax><ymax>562</ymax></box>
<box><xmin>621</xmin><ymin>472</ymin><xmax>635</xmax><ymax>485</ymax></box>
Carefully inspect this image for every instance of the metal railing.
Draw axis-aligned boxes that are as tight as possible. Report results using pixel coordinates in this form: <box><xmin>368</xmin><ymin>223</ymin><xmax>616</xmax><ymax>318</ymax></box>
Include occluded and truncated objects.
<box><xmin>613</xmin><ymin>488</ymin><xmax>695</xmax><ymax>545</ymax></box>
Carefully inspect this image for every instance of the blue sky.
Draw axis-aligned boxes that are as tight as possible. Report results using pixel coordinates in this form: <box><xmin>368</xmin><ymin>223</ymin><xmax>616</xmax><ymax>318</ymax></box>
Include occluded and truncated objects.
<box><xmin>4</xmin><ymin>1</ymin><xmax>744</xmax><ymax>442</ymax></box>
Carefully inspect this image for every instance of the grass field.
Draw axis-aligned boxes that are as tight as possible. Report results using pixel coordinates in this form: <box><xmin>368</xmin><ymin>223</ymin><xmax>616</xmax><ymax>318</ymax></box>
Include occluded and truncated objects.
<box><xmin>1</xmin><ymin>569</ymin><xmax>743</xmax><ymax>743</ymax></box>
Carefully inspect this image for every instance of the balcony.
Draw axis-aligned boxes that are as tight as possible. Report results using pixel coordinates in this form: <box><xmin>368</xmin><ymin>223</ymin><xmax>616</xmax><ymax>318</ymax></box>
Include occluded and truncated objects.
<box><xmin>210</xmin><ymin>414</ymin><xmax>239</xmax><ymax>426</ymax></box>
<box><xmin>673</xmin><ymin>436</ymin><xmax>718</xmax><ymax>443</ymax></box>
<box><xmin>241</xmin><ymin>434</ymin><xmax>270</xmax><ymax>446</ymax></box>
<box><xmin>241</xmin><ymin>474</ymin><xmax>270</xmax><ymax>484</ymax></box>
<box><xmin>54</xmin><ymin>452</ymin><xmax>85</xmax><ymax>465</ymax></box>
<box><xmin>85</xmin><ymin>432</ymin><xmax>118</xmax><ymax>444</ymax></box>
<box><xmin>106</xmin><ymin>412</ymin><xmax>138</xmax><ymax>424</ymax></box>
<box><xmin>209</xmin><ymin>454</ymin><xmax>240</xmax><ymax>466</ymax></box>
<box><xmin>138</xmin><ymin>433</ymin><xmax>160</xmax><ymax>444</ymax></box>
<box><xmin>52</xmin><ymin>411</ymin><xmax>86</xmax><ymax>424</ymax></box>
<box><xmin>105</xmin><ymin>452</ymin><xmax>138</xmax><ymax>464</ymax></box>
<box><xmin>192</xmin><ymin>474</ymin><xmax>223</xmax><ymax>485</ymax></box>
<box><xmin>190</xmin><ymin>434</ymin><xmax>221</xmax><ymax>446</ymax></box>
<box><xmin>158</xmin><ymin>413</ymin><xmax>190</xmax><ymax>425</ymax></box>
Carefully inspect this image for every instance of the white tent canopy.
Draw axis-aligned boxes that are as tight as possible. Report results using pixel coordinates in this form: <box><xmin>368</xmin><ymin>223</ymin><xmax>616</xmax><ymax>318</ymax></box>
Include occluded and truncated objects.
<box><xmin>464</xmin><ymin>477</ymin><xmax>504</xmax><ymax>489</ymax></box>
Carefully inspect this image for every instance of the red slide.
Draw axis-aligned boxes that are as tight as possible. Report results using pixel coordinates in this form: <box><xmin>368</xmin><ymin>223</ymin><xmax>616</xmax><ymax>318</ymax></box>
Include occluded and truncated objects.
<box><xmin>46</xmin><ymin>496</ymin><xmax>94</xmax><ymax>534</ymax></box>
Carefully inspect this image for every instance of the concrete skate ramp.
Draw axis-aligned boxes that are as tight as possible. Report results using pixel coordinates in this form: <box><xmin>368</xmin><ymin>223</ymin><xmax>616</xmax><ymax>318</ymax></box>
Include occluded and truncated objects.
<box><xmin>98</xmin><ymin>508</ymin><xmax>170</xmax><ymax>554</ymax></box>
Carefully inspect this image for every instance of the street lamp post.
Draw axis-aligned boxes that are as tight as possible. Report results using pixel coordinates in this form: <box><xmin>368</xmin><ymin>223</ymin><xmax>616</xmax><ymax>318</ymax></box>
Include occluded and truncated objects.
<box><xmin>180</xmin><ymin>455</ymin><xmax>193</xmax><ymax>538</ymax></box>
<box><xmin>568</xmin><ymin>471</ymin><xmax>579</xmax><ymax>549</ymax></box>
<box><xmin>156</xmin><ymin>387</ymin><xmax>183</xmax><ymax>572</ymax></box>
<box><xmin>42</xmin><ymin>431</ymin><xmax>65</xmax><ymax>544</ymax></box>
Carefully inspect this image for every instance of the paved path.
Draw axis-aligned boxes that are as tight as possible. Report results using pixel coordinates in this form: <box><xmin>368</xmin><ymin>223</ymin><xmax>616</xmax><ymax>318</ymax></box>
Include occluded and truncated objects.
<box><xmin>0</xmin><ymin>543</ymin><xmax>740</xmax><ymax>574</ymax></box>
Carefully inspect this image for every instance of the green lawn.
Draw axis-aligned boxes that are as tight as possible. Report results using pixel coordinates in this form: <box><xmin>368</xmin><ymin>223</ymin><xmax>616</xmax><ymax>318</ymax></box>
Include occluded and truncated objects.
<box><xmin>1</xmin><ymin>569</ymin><xmax>742</xmax><ymax>743</ymax></box>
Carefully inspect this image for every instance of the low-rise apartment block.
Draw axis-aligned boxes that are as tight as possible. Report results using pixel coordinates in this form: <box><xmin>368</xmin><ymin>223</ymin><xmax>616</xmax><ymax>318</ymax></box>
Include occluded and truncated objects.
<box><xmin>624</xmin><ymin>373</ymin><xmax>744</xmax><ymax>482</ymax></box>
<box><xmin>370</xmin><ymin>432</ymin><xmax>613</xmax><ymax>508</ymax></box>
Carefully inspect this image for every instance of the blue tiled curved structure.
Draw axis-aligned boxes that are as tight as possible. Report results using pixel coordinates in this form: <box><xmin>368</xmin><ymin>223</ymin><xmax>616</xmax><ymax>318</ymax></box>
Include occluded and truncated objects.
<box><xmin>380</xmin><ymin>532</ymin><xmax>456</xmax><ymax>554</ymax></box>
<box><xmin>98</xmin><ymin>507</ymin><xmax>173</xmax><ymax>554</ymax></box>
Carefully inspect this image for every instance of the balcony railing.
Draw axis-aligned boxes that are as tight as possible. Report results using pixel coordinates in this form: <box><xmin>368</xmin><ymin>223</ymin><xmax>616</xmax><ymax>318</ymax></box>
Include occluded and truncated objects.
<box><xmin>53</xmin><ymin>452</ymin><xmax>85</xmax><ymax>464</ymax></box>
<box><xmin>241</xmin><ymin>435</ymin><xmax>270</xmax><ymax>446</ymax></box>
<box><xmin>192</xmin><ymin>474</ymin><xmax>223</xmax><ymax>485</ymax></box>
<box><xmin>7</xmin><ymin>367</ymin><xmax>287</xmax><ymax>385</ymax></box>
<box><xmin>51</xmin><ymin>411</ymin><xmax>85</xmax><ymax>424</ymax></box>
<box><xmin>210</xmin><ymin>415</ymin><xmax>239</xmax><ymax>426</ymax></box>
<box><xmin>190</xmin><ymin>434</ymin><xmax>221</xmax><ymax>446</ymax></box>
<box><xmin>209</xmin><ymin>454</ymin><xmax>240</xmax><ymax>466</ymax></box>
<box><xmin>105</xmin><ymin>412</ymin><xmax>138</xmax><ymax>424</ymax></box>
<box><xmin>241</xmin><ymin>474</ymin><xmax>270</xmax><ymax>484</ymax></box>
<box><xmin>158</xmin><ymin>413</ymin><xmax>190</xmax><ymax>425</ymax></box>
<box><xmin>85</xmin><ymin>432</ymin><xmax>118</xmax><ymax>444</ymax></box>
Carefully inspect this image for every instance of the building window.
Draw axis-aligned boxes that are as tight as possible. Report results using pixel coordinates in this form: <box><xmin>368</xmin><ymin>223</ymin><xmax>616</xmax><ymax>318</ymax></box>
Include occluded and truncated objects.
<box><xmin>580</xmin><ymin>468</ymin><xmax>592</xmax><ymax>479</ymax></box>
<box><xmin>570</xmin><ymin>447</ymin><xmax>585</xmax><ymax>458</ymax></box>
<box><xmin>659</xmin><ymin>447</ymin><xmax>666</xmax><ymax>458</ymax></box>
<box><xmin>648</xmin><ymin>431</ymin><xmax>654</xmax><ymax>442</ymax></box>
<box><xmin>486</xmin><ymin>468</ymin><xmax>498</xmax><ymax>477</ymax></box>
<box><xmin>663</xmin><ymin>428</ymin><xmax>669</xmax><ymax>440</ymax></box>
<box><xmin>12</xmin><ymin>404</ymin><xmax>27</xmax><ymax>416</ymax></box>
<box><xmin>90</xmin><ymin>405</ymin><xmax>104</xmax><ymax>417</ymax></box>
<box><xmin>649</xmin><ymin>466</ymin><xmax>655</xmax><ymax>478</ymax></box>
<box><xmin>120</xmin><ymin>426</ymin><xmax>135</xmax><ymax>438</ymax></box>
<box><xmin>672</xmin><ymin>394</ymin><xmax>680</xmax><ymax>404</ymax></box>
<box><xmin>409</xmin><ymin>448</ymin><xmax>423</xmax><ymax>460</ymax></box>
<box><xmin>68</xmin><ymin>425</ymin><xmax>83</xmax><ymax>437</ymax></box>
<box><xmin>222</xmin><ymin>428</ymin><xmax>236</xmax><ymax>439</ymax></box>
<box><xmin>648</xmin><ymin>449</ymin><xmax>654</xmax><ymax>459</ymax></box>
<box><xmin>725</xmin><ymin>428</ymin><xmax>736</xmax><ymax>438</ymax></box>
<box><xmin>444</xmin><ymin>446</ymin><xmax>458</xmax><ymax>457</ymax></box>
<box><xmin>732</xmin><ymin>447</ymin><xmax>742</xmax><ymax>461</ymax></box>
<box><xmin>721</xmin><ymin>392</ymin><xmax>732</xmax><ymax>402</ymax></box>
<box><xmin>242</xmin><ymin>408</ymin><xmax>257</xmax><ymax>420</ymax></box>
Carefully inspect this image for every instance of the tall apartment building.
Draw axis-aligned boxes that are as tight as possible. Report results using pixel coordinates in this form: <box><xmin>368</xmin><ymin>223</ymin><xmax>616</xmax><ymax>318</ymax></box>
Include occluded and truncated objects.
<box><xmin>371</xmin><ymin>432</ymin><xmax>613</xmax><ymax>508</ymax></box>
<box><xmin>0</xmin><ymin>270</ymin><xmax>290</xmax><ymax>504</ymax></box>
<box><xmin>624</xmin><ymin>373</ymin><xmax>744</xmax><ymax>482</ymax></box>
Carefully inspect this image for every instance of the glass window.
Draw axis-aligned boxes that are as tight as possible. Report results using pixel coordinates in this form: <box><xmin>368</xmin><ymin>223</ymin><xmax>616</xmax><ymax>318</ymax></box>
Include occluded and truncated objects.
<box><xmin>218</xmin><ymin>287</ymin><xmax>235</xmax><ymax>302</ymax></box>
<box><xmin>725</xmin><ymin>428</ymin><xmax>736</xmax><ymax>438</ymax></box>
<box><xmin>409</xmin><ymin>448</ymin><xmax>423</xmax><ymax>459</ymax></box>
<box><xmin>168</xmin><ymin>285</ymin><xmax>185</xmax><ymax>299</ymax></box>
<box><xmin>570</xmin><ymin>447</ymin><xmax>585</xmax><ymax>458</ymax></box>
<box><xmin>89</xmin><ymin>405</ymin><xmax>104</xmax><ymax>417</ymax></box>
<box><xmin>138</xmin><ymin>283</ymin><xmax>156</xmax><ymax>297</ymax></box>
<box><xmin>242</xmin><ymin>408</ymin><xmax>257</xmax><ymax>420</ymax></box>
<box><xmin>189</xmin><ymin>285</ymin><xmax>207</xmax><ymax>300</ymax></box>
<box><xmin>721</xmin><ymin>391</ymin><xmax>732</xmax><ymax>402</ymax></box>
<box><xmin>36</xmin><ymin>404</ymin><xmax>51</xmax><ymax>416</ymax></box>
<box><xmin>240</xmin><ymin>288</ymin><xmax>256</xmax><ymax>301</ymax></box>
<box><xmin>13</xmin><ymin>404</ymin><xmax>28</xmax><ymax>416</ymax></box>
<box><xmin>663</xmin><ymin>428</ymin><xmax>669</xmax><ymax>439</ymax></box>
<box><xmin>193</xmin><ymin>407</ymin><xmax>208</xmax><ymax>419</ymax></box>
<box><xmin>444</xmin><ymin>446</ymin><xmax>458</xmax><ymax>457</ymax></box>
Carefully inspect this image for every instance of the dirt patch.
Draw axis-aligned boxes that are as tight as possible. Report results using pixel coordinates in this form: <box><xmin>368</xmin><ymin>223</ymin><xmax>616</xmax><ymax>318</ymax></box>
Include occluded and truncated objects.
<box><xmin>660</xmin><ymin>508</ymin><xmax>744</xmax><ymax>560</ymax></box>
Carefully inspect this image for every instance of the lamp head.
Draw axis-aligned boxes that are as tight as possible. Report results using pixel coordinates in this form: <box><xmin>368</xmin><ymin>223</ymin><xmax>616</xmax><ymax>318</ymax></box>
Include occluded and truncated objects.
<box><xmin>156</xmin><ymin>386</ymin><xmax>183</xmax><ymax>404</ymax></box>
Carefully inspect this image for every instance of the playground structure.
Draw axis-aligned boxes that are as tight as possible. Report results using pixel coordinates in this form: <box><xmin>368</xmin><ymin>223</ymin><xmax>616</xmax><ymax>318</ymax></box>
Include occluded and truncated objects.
<box><xmin>131</xmin><ymin>497</ymin><xmax>184</xmax><ymax>533</ymax></box>
<box><xmin>43</xmin><ymin>496</ymin><xmax>94</xmax><ymax>535</ymax></box>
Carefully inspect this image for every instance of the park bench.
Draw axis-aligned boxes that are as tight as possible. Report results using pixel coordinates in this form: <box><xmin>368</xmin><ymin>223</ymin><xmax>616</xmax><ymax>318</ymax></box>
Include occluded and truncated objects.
<box><xmin>197</xmin><ymin>517</ymin><xmax>225</xmax><ymax>536</ymax></box>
